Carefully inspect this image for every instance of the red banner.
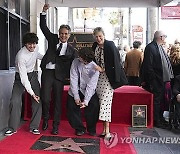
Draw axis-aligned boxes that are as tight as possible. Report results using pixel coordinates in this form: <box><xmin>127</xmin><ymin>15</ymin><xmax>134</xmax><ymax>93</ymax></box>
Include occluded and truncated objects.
<box><xmin>161</xmin><ymin>6</ymin><xmax>180</xmax><ymax>19</ymax></box>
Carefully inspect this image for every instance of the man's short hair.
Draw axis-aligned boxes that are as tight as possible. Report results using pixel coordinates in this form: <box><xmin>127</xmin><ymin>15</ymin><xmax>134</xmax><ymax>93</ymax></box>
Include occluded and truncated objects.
<box><xmin>153</xmin><ymin>30</ymin><xmax>167</xmax><ymax>41</ymax></box>
<box><xmin>22</xmin><ymin>32</ymin><xmax>38</xmax><ymax>45</ymax></box>
<box><xmin>59</xmin><ymin>24</ymin><xmax>71</xmax><ymax>33</ymax></box>
<box><xmin>133</xmin><ymin>41</ymin><xmax>142</xmax><ymax>49</ymax></box>
<box><xmin>78</xmin><ymin>47</ymin><xmax>94</xmax><ymax>63</ymax></box>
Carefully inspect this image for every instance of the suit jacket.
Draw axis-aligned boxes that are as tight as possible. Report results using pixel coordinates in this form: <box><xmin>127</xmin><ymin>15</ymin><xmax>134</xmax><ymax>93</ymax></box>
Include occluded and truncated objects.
<box><xmin>92</xmin><ymin>40</ymin><xmax>128</xmax><ymax>89</ymax></box>
<box><xmin>141</xmin><ymin>41</ymin><xmax>164</xmax><ymax>87</ymax></box>
<box><xmin>40</xmin><ymin>13</ymin><xmax>76</xmax><ymax>81</ymax></box>
<box><xmin>173</xmin><ymin>75</ymin><xmax>180</xmax><ymax>97</ymax></box>
<box><xmin>124</xmin><ymin>49</ymin><xmax>143</xmax><ymax>77</ymax></box>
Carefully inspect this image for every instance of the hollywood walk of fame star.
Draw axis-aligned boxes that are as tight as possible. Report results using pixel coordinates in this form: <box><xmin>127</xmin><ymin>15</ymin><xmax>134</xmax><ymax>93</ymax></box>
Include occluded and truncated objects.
<box><xmin>135</xmin><ymin>107</ymin><xmax>145</xmax><ymax>117</ymax></box>
<box><xmin>68</xmin><ymin>36</ymin><xmax>78</xmax><ymax>49</ymax></box>
<box><xmin>39</xmin><ymin>137</ymin><xmax>95</xmax><ymax>153</ymax></box>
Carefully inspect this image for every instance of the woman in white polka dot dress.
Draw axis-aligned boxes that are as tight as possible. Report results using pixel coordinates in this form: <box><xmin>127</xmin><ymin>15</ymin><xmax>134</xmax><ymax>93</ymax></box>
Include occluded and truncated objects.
<box><xmin>92</xmin><ymin>27</ymin><xmax>128</xmax><ymax>139</ymax></box>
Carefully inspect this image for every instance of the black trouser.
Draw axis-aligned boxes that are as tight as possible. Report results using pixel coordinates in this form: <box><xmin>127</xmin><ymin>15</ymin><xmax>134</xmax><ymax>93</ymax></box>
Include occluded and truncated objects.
<box><xmin>67</xmin><ymin>92</ymin><xmax>99</xmax><ymax>133</ymax></box>
<box><xmin>41</xmin><ymin>69</ymin><xmax>64</xmax><ymax>127</ymax></box>
<box><xmin>174</xmin><ymin>100</ymin><xmax>180</xmax><ymax>123</ymax></box>
<box><xmin>150</xmin><ymin>80</ymin><xmax>165</xmax><ymax>122</ymax></box>
<box><xmin>127</xmin><ymin>76</ymin><xmax>140</xmax><ymax>86</ymax></box>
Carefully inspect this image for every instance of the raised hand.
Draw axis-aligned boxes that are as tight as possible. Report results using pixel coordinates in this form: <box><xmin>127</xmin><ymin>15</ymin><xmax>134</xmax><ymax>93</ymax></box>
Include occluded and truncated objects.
<box><xmin>42</xmin><ymin>4</ymin><xmax>50</xmax><ymax>12</ymax></box>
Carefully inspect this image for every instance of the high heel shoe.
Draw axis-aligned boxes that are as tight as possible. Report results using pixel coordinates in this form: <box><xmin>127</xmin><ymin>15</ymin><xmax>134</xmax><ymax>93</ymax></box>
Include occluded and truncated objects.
<box><xmin>104</xmin><ymin>133</ymin><xmax>112</xmax><ymax>141</ymax></box>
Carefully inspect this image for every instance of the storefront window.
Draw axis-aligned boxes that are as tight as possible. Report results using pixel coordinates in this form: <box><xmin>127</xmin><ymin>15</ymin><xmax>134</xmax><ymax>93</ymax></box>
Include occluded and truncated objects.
<box><xmin>20</xmin><ymin>0</ymin><xmax>30</xmax><ymax>20</ymax></box>
<box><xmin>0</xmin><ymin>0</ymin><xmax>8</xmax><ymax>8</ymax></box>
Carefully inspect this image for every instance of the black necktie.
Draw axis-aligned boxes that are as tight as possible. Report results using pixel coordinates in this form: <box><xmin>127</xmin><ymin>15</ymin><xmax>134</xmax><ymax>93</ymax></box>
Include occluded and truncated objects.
<box><xmin>56</xmin><ymin>43</ymin><xmax>62</xmax><ymax>56</ymax></box>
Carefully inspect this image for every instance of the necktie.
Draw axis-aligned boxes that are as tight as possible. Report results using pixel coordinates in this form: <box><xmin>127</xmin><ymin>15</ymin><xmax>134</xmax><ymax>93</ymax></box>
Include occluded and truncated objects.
<box><xmin>56</xmin><ymin>43</ymin><xmax>62</xmax><ymax>56</ymax></box>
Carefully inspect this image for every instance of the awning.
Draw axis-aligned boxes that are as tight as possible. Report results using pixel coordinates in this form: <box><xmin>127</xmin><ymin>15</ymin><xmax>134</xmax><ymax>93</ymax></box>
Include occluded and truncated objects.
<box><xmin>43</xmin><ymin>0</ymin><xmax>173</xmax><ymax>8</ymax></box>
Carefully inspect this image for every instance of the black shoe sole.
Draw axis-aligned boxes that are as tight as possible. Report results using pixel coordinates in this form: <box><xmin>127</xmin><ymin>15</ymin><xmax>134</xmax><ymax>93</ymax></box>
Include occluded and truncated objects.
<box><xmin>42</xmin><ymin>122</ymin><xmax>48</xmax><ymax>130</ymax></box>
<box><xmin>98</xmin><ymin>134</ymin><xmax>106</xmax><ymax>138</ymax></box>
<box><xmin>89</xmin><ymin>132</ymin><xmax>97</xmax><ymax>136</ymax></box>
<box><xmin>75</xmin><ymin>131</ymin><xmax>85</xmax><ymax>136</ymax></box>
<box><xmin>51</xmin><ymin>130</ymin><xmax>58</xmax><ymax>135</ymax></box>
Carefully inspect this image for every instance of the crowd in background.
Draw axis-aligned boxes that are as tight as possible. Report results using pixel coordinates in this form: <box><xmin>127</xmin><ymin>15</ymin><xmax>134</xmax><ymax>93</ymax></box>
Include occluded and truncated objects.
<box><xmin>119</xmin><ymin>35</ymin><xmax>180</xmax><ymax>129</ymax></box>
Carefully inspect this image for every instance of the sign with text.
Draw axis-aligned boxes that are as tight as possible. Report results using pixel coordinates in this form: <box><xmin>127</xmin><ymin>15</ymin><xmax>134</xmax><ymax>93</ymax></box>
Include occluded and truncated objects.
<box><xmin>132</xmin><ymin>25</ymin><xmax>143</xmax><ymax>43</ymax></box>
<box><xmin>68</xmin><ymin>33</ymin><xmax>95</xmax><ymax>51</ymax></box>
<box><xmin>132</xmin><ymin>105</ymin><xmax>147</xmax><ymax>128</ymax></box>
<box><xmin>161</xmin><ymin>6</ymin><xmax>180</xmax><ymax>19</ymax></box>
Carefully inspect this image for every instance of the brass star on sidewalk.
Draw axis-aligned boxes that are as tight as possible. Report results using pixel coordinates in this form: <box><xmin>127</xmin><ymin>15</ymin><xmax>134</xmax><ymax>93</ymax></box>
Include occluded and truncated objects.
<box><xmin>40</xmin><ymin>138</ymin><xmax>95</xmax><ymax>153</ymax></box>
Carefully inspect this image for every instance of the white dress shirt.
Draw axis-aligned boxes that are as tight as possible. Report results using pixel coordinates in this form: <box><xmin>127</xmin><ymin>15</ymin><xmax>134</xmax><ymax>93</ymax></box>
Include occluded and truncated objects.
<box><xmin>45</xmin><ymin>41</ymin><xmax>67</xmax><ymax>69</ymax></box>
<box><xmin>15</xmin><ymin>45</ymin><xmax>43</xmax><ymax>96</ymax></box>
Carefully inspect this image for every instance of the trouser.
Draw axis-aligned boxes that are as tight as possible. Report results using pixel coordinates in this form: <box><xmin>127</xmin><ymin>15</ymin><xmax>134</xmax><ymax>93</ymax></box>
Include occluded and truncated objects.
<box><xmin>127</xmin><ymin>76</ymin><xmax>140</xmax><ymax>86</ymax></box>
<box><xmin>67</xmin><ymin>92</ymin><xmax>99</xmax><ymax>133</ymax></box>
<box><xmin>150</xmin><ymin>80</ymin><xmax>165</xmax><ymax>122</ymax></box>
<box><xmin>9</xmin><ymin>72</ymin><xmax>42</xmax><ymax>131</ymax></box>
<box><xmin>41</xmin><ymin>69</ymin><xmax>64</xmax><ymax>127</ymax></box>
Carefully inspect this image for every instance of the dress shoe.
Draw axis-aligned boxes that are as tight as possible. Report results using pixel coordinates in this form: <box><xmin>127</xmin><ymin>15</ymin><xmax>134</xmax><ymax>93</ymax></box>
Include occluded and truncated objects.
<box><xmin>98</xmin><ymin>132</ymin><xmax>106</xmax><ymax>138</ymax></box>
<box><xmin>160</xmin><ymin>118</ymin><xmax>169</xmax><ymax>125</ymax></box>
<box><xmin>154</xmin><ymin>121</ymin><xmax>169</xmax><ymax>129</ymax></box>
<box><xmin>42</xmin><ymin>121</ymin><xmax>48</xmax><ymax>130</ymax></box>
<box><xmin>172</xmin><ymin>127</ymin><xmax>180</xmax><ymax>134</ymax></box>
<box><xmin>89</xmin><ymin>132</ymin><xmax>97</xmax><ymax>136</ymax></box>
<box><xmin>75</xmin><ymin>130</ymin><xmax>85</xmax><ymax>136</ymax></box>
<box><xmin>104</xmin><ymin>133</ymin><xmax>112</xmax><ymax>141</ymax></box>
<box><xmin>51</xmin><ymin>128</ymin><xmax>58</xmax><ymax>135</ymax></box>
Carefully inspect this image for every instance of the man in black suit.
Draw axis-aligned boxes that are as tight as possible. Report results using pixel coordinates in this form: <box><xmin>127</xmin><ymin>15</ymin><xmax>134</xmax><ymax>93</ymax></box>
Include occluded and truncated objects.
<box><xmin>141</xmin><ymin>31</ymin><xmax>173</xmax><ymax>128</ymax></box>
<box><xmin>172</xmin><ymin>75</ymin><xmax>180</xmax><ymax>128</ymax></box>
<box><xmin>40</xmin><ymin>4</ymin><xmax>76</xmax><ymax>135</ymax></box>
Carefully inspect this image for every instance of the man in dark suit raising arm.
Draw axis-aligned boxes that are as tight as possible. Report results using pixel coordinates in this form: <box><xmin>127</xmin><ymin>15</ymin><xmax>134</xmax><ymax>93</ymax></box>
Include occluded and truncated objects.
<box><xmin>40</xmin><ymin>4</ymin><xmax>76</xmax><ymax>135</ymax></box>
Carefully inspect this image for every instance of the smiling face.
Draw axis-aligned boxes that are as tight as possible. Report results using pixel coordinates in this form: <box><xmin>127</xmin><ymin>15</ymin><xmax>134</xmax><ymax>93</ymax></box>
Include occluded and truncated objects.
<box><xmin>59</xmin><ymin>28</ymin><xmax>70</xmax><ymax>43</ymax></box>
<box><xmin>25</xmin><ymin>43</ymin><xmax>37</xmax><ymax>52</ymax></box>
<box><xmin>94</xmin><ymin>31</ymin><xmax>105</xmax><ymax>47</ymax></box>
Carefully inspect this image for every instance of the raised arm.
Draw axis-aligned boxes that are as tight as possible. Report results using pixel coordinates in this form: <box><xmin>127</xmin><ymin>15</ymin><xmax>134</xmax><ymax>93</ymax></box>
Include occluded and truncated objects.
<box><xmin>40</xmin><ymin>4</ymin><xmax>53</xmax><ymax>40</ymax></box>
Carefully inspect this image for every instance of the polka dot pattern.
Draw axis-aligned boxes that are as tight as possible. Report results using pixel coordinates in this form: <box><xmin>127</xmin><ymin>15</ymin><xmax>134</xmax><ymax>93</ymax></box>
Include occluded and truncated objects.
<box><xmin>95</xmin><ymin>46</ymin><xmax>114</xmax><ymax>122</ymax></box>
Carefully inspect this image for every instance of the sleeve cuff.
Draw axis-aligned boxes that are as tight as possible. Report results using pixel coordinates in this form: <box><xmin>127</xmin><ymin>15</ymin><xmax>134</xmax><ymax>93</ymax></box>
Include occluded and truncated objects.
<box><xmin>74</xmin><ymin>94</ymin><xmax>80</xmax><ymax>100</ymax></box>
<box><xmin>27</xmin><ymin>89</ymin><xmax>35</xmax><ymax>96</ymax></box>
<box><xmin>83</xmin><ymin>100</ymin><xmax>89</xmax><ymax>106</ymax></box>
<box><xmin>41</xmin><ymin>12</ymin><xmax>46</xmax><ymax>15</ymax></box>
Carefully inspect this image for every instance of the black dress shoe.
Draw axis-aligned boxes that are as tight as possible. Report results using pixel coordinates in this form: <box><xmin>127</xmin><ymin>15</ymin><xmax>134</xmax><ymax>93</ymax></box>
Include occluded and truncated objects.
<box><xmin>159</xmin><ymin>117</ymin><xmax>169</xmax><ymax>124</ymax></box>
<box><xmin>89</xmin><ymin>132</ymin><xmax>97</xmax><ymax>136</ymax></box>
<box><xmin>51</xmin><ymin>128</ymin><xmax>58</xmax><ymax>135</ymax></box>
<box><xmin>154</xmin><ymin>121</ymin><xmax>169</xmax><ymax>129</ymax></box>
<box><xmin>98</xmin><ymin>133</ymin><xmax>106</xmax><ymax>138</ymax></box>
<box><xmin>75</xmin><ymin>130</ymin><xmax>85</xmax><ymax>136</ymax></box>
<box><xmin>42</xmin><ymin>121</ymin><xmax>48</xmax><ymax>130</ymax></box>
